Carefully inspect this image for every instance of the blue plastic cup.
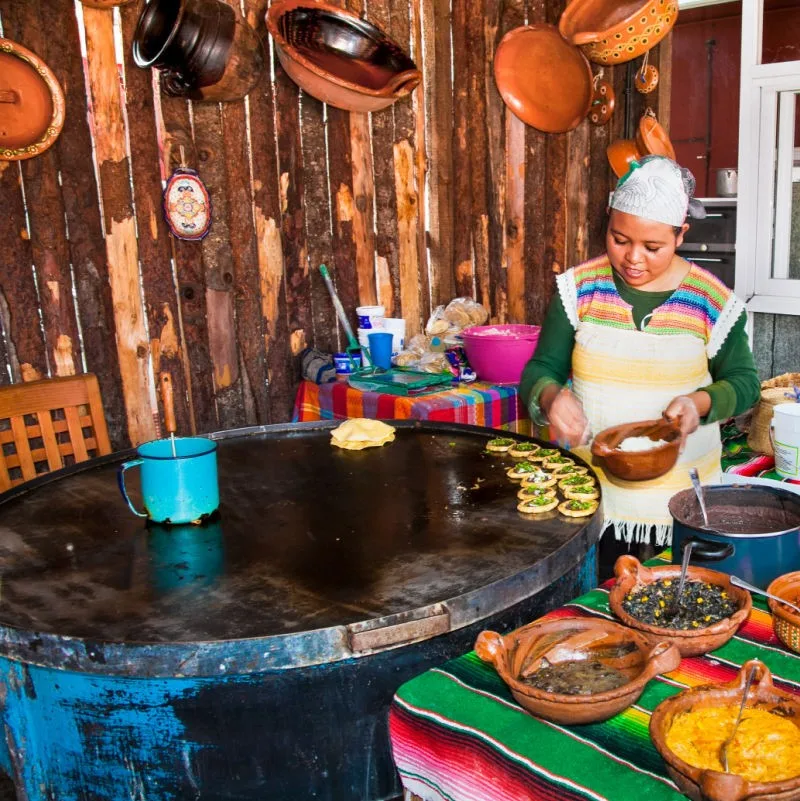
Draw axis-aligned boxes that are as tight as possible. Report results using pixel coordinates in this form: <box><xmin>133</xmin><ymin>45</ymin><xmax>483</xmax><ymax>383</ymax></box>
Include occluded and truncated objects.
<box><xmin>368</xmin><ymin>331</ymin><xmax>394</xmax><ymax>370</ymax></box>
<box><xmin>117</xmin><ymin>436</ymin><xmax>219</xmax><ymax>524</ymax></box>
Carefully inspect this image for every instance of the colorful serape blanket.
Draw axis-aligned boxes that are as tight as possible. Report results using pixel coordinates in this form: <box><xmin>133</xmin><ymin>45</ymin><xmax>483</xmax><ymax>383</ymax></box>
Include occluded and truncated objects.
<box><xmin>721</xmin><ymin>420</ymin><xmax>800</xmax><ymax>485</ymax></box>
<box><xmin>390</xmin><ymin>551</ymin><xmax>800</xmax><ymax>801</ymax></box>
<box><xmin>292</xmin><ymin>379</ymin><xmax>531</xmax><ymax>433</ymax></box>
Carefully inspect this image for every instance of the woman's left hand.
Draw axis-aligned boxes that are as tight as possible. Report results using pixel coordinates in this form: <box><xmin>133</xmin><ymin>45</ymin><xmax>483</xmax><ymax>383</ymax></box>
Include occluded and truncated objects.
<box><xmin>663</xmin><ymin>394</ymin><xmax>702</xmax><ymax>452</ymax></box>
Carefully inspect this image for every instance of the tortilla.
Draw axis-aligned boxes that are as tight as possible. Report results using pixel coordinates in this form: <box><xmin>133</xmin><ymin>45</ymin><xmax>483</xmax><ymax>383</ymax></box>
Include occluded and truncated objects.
<box><xmin>564</xmin><ymin>487</ymin><xmax>600</xmax><ymax>501</ymax></box>
<box><xmin>551</xmin><ymin>463</ymin><xmax>588</xmax><ymax>476</ymax></box>
<box><xmin>509</xmin><ymin>442</ymin><xmax>540</xmax><ymax>458</ymax></box>
<box><xmin>518</xmin><ymin>496</ymin><xmax>559</xmax><ymax>514</ymax></box>
<box><xmin>520</xmin><ymin>470</ymin><xmax>557</xmax><ymax>488</ymax></box>
<box><xmin>558</xmin><ymin>499</ymin><xmax>599</xmax><ymax>518</ymax></box>
<box><xmin>517</xmin><ymin>485</ymin><xmax>557</xmax><ymax>501</ymax></box>
<box><xmin>486</xmin><ymin>437</ymin><xmax>516</xmax><ymax>452</ymax></box>
<box><xmin>330</xmin><ymin>418</ymin><xmax>396</xmax><ymax>450</ymax></box>
<box><xmin>543</xmin><ymin>456</ymin><xmax>575</xmax><ymax>471</ymax></box>
<box><xmin>558</xmin><ymin>474</ymin><xmax>596</xmax><ymax>491</ymax></box>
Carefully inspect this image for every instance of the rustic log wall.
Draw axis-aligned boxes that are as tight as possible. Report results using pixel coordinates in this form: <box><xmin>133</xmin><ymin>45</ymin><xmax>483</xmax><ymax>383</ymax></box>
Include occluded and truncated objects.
<box><xmin>0</xmin><ymin>0</ymin><xmax>666</xmax><ymax>447</ymax></box>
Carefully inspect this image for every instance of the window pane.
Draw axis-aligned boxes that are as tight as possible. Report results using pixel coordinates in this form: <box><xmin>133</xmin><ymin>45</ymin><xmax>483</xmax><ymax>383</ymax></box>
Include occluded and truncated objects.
<box><xmin>762</xmin><ymin>0</ymin><xmax>800</xmax><ymax>66</ymax></box>
<box><xmin>771</xmin><ymin>90</ymin><xmax>800</xmax><ymax>279</ymax></box>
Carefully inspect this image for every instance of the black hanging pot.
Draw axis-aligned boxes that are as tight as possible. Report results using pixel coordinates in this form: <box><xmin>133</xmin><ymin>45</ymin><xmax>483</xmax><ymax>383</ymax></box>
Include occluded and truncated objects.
<box><xmin>133</xmin><ymin>0</ymin><xmax>264</xmax><ymax>101</ymax></box>
<box><xmin>669</xmin><ymin>484</ymin><xmax>800</xmax><ymax>589</ymax></box>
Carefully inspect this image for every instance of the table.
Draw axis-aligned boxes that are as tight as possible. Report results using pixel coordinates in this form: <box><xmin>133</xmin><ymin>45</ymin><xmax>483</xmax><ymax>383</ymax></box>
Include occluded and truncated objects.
<box><xmin>721</xmin><ymin>419</ymin><xmax>800</xmax><ymax>485</ymax></box>
<box><xmin>389</xmin><ymin>550</ymin><xmax>800</xmax><ymax>801</ymax></box>
<box><xmin>292</xmin><ymin>379</ymin><xmax>532</xmax><ymax>434</ymax></box>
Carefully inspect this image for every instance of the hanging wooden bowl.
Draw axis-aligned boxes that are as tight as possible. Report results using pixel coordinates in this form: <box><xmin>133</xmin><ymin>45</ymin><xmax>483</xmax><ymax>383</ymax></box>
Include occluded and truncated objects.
<box><xmin>266</xmin><ymin>0</ymin><xmax>421</xmax><ymax>112</ymax></box>
<box><xmin>0</xmin><ymin>38</ymin><xmax>65</xmax><ymax>161</ymax></box>
<box><xmin>559</xmin><ymin>0</ymin><xmax>679</xmax><ymax>65</ymax></box>
<box><xmin>494</xmin><ymin>24</ymin><xmax>593</xmax><ymax>134</ymax></box>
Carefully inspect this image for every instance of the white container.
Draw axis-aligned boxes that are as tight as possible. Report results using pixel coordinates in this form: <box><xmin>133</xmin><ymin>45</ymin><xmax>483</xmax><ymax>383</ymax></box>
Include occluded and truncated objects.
<box><xmin>382</xmin><ymin>317</ymin><xmax>406</xmax><ymax>355</ymax></box>
<box><xmin>356</xmin><ymin>305</ymin><xmax>385</xmax><ymax>330</ymax></box>
<box><xmin>772</xmin><ymin>403</ymin><xmax>800</xmax><ymax>479</ymax></box>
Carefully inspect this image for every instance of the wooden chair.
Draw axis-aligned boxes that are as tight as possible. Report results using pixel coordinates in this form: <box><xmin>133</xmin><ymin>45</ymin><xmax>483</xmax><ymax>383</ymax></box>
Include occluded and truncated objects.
<box><xmin>0</xmin><ymin>374</ymin><xmax>112</xmax><ymax>492</ymax></box>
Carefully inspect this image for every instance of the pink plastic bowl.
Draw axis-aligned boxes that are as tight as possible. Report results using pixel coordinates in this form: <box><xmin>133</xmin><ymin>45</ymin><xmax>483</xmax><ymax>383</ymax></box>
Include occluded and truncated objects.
<box><xmin>460</xmin><ymin>324</ymin><xmax>541</xmax><ymax>384</ymax></box>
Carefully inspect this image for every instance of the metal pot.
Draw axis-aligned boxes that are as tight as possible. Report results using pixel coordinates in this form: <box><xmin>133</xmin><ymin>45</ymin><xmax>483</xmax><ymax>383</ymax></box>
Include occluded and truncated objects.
<box><xmin>716</xmin><ymin>168</ymin><xmax>738</xmax><ymax>197</ymax></box>
<box><xmin>670</xmin><ymin>484</ymin><xmax>800</xmax><ymax>589</ymax></box>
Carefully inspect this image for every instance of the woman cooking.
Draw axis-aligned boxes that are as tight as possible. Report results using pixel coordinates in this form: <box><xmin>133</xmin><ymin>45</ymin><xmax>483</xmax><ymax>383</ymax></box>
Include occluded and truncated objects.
<box><xmin>520</xmin><ymin>156</ymin><xmax>760</xmax><ymax>573</ymax></box>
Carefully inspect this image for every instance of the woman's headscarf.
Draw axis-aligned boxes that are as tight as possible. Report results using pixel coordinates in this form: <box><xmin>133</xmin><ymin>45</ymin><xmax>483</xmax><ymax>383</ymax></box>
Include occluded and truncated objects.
<box><xmin>609</xmin><ymin>155</ymin><xmax>706</xmax><ymax>227</ymax></box>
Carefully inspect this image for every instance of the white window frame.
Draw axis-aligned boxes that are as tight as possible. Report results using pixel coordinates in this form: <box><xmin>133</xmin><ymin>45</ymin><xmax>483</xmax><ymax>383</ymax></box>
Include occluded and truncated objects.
<box><xmin>735</xmin><ymin>0</ymin><xmax>800</xmax><ymax>315</ymax></box>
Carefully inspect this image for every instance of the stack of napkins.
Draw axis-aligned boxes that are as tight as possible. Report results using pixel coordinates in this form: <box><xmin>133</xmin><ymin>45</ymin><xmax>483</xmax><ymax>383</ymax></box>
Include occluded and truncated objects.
<box><xmin>330</xmin><ymin>419</ymin><xmax>396</xmax><ymax>451</ymax></box>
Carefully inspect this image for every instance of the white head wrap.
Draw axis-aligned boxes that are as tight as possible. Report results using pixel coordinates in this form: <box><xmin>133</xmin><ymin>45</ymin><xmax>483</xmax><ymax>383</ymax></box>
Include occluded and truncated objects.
<box><xmin>609</xmin><ymin>155</ymin><xmax>706</xmax><ymax>227</ymax></box>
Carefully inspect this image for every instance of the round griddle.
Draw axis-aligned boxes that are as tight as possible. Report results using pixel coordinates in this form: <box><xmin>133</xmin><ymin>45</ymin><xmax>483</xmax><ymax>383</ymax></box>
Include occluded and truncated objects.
<box><xmin>0</xmin><ymin>421</ymin><xmax>601</xmax><ymax>675</ymax></box>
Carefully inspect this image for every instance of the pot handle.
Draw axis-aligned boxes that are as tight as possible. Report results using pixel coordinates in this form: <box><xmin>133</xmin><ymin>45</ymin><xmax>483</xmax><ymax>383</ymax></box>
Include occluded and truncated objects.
<box><xmin>571</xmin><ymin>31</ymin><xmax>601</xmax><ymax>45</ymax></box>
<box><xmin>117</xmin><ymin>459</ymin><xmax>148</xmax><ymax>518</ymax></box>
<box><xmin>474</xmin><ymin>630</ymin><xmax>506</xmax><ymax>668</ymax></box>
<box><xmin>680</xmin><ymin>536</ymin><xmax>734</xmax><ymax>562</ymax></box>
<box><xmin>699</xmin><ymin>770</ymin><xmax>747</xmax><ymax>801</ymax></box>
<box><xmin>384</xmin><ymin>69</ymin><xmax>422</xmax><ymax>98</ymax></box>
<box><xmin>613</xmin><ymin>553</ymin><xmax>645</xmax><ymax>581</ymax></box>
<box><xmin>643</xmin><ymin>640</ymin><xmax>682</xmax><ymax>678</ymax></box>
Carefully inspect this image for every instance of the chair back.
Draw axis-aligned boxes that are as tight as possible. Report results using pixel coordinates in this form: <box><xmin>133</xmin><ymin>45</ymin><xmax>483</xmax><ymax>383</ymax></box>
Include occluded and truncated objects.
<box><xmin>0</xmin><ymin>374</ymin><xmax>112</xmax><ymax>492</ymax></box>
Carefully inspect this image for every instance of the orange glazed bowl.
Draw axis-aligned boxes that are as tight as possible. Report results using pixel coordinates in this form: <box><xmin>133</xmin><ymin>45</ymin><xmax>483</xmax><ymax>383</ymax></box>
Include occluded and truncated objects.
<box><xmin>767</xmin><ymin>571</ymin><xmax>800</xmax><ymax>655</ymax></box>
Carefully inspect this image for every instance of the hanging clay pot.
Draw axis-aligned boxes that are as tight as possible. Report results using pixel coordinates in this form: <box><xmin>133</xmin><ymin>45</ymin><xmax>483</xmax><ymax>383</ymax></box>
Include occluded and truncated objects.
<box><xmin>588</xmin><ymin>74</ymin><xmax>615</xmax><ymax>125</ymax></box>
<box><xmin>634</xmin><ymin>52</ymin><xmax>659</xmax><ymax>94</ymax></box>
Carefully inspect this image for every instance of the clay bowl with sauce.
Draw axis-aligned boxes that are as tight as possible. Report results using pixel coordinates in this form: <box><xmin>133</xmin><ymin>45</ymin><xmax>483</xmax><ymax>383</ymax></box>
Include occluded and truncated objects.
<box><xmin>609</xmin><ymin>555</ymin><xmax>752</xmax><ymax>658</ymax></box>
<box><xmin>767</xmin><ymin>571</ymin><xmax>800</xmax><ymax>655</ymax></box>
<box><xmin>475</xmin><ymin>616</ymin><xmax>681</xmax><ymax>724</ymax></box>
<box><xmin>591</xmin><ymin>417</ymin><xmax>682</xmax><ymax>481</ymax></box>
<box><xmin>649</xmin><ymin>660</ymin><xmax>800</xmax><ymax>801</ymax></box>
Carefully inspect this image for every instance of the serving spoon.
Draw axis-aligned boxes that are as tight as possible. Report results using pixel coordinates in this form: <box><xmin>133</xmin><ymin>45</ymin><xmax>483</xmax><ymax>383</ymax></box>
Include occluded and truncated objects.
<box><xmin>729</xmin><ymin>575</ymin><xmax>800</xmax><ymax>616</ymax></box>
<box><xmin>688</xmin><ymin>467</ymin><xmax>712</xmax><ymax>529</ymax></box>
<box><xmin>665</xmin><ymin>540</ymin><xmax>695</xmax><ymax>620</ymax></box>
<box><xmin>719</xmin><ymin>662</ymin><xmax>757</xmax><ymax>773</ymax></box>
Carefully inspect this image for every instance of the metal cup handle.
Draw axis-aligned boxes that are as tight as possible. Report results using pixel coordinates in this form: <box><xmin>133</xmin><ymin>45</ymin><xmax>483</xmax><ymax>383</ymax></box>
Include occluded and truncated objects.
<box><xmin>117</xmin><ymin>458</ymin><xmax>148</xmax><ymax>518</ymax></box>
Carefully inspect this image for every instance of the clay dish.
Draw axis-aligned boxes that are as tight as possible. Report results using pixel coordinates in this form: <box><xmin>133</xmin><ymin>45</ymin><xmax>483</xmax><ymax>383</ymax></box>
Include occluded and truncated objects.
<box><xmin>591</xmin><ymin>417</ymin><xmax>681</xmax><ymax>481</ymax></box>
<box><xmin>606</xmin><ymin>137</ymin><xmax>641</xmax><ymax>178</ymax></box>
<box><xmin>475</xmin><ymin>616</ymin><xmax>681</xmax><ymax>725</ymax></box>
<box><xmin>609</xmin><ymin>555</ymin><xmax>752</xmax><ymax>658</ymax></box>
<box><xmin>559</xmin><ymin>0</ymin><xmax>679</xmax><ymax>65</ymax></box>
<box><xmin>636</xmin><ymin>110</ymin><xmax>675</xmax><ymax>159</ymax></box>
<box><xmin>650</xmin><ymin>660</ymin><xmax>800</xmax><ymax>801</ymax></box>
<box><xmin>494</xmin><ymin>24</ymin><xmax>593</xmax><ymax>134</ymax></box>
<box><xmin>767</xmin><ymin>571</ymin><xmax>800</xmax><ymax>655</ymax></box>
<box><xmin>0</xmin><ymin>38</ymin><xmax>65</xmax><ymax>161</ymax></box>
<box><xmin>266</xmin><ymin>0</ymin><xmax>421</xmax><ymax>113</ymax></box>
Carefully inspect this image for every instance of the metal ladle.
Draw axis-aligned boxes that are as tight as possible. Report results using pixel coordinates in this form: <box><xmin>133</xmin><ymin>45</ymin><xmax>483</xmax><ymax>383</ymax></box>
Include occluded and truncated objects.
<box><xmin>730</xmin><ymin>575</ymin><xmax>800</xmax><ymax>616</ymax></box>
<box><xmin>719</xmin><ymin>663</ymin><xmax>757</xmax><ymax>773</ymax></box>
<box><xmin>689</xmin><ymin>467</ymin><xmax>712</xmax><ymax>529</ymax></box>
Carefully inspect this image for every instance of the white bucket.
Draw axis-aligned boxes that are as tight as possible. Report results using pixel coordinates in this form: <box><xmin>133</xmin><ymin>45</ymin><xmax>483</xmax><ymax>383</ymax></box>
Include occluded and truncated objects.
<box><xmin>772</xmin><ymin>403</ymin><xmax>800</xmax><ymax>479</ymax></box>
<box><xmin>356</xmin><ymin>305</ymin><xmax>385</xmax><ymax>330</ymax></box>
<box><xmin>383</xmin><ymin>318</ymin><xmax>406</xmax><ymax>355</ymax></box>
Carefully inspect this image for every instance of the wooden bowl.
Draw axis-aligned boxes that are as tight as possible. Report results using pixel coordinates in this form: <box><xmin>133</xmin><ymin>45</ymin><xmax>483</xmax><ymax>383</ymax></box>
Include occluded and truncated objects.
<box><xmin>591</xmin><ymin>417</ymin><xmax>681</xmax><ymax>481</ymax></box>
<box><xmin>559</xmin><ymin>0</ymin><xmax>679</xmax><ymax>65</ymax></box>
<box><xmin>475</xmin><ymin>616</ymin><xmax>681</xmax><ymax>725</ymax></box>
<box><xmin>493</xmin><ymin>24</ymin><xmax>593</xmax><ymax>134</ymax></box>
<box><xmin>606</xmin><ymin>137</ymin><xmax>641</xmax><ymax>178</ymax></box>
<box><xmin>609</xmin><ymin>556</ymin><xmax>752</xmax><ymax>658</ymax></box>
<box><xmin>266</xmin><ymin>0</ymin><xmax>421</xmax><ymax>112</ymax></box>
<box><xmin>767</xmin><ymin>571</ymin><xmax>800</xmax><ymax>655</ymax></box>
<box><xmin>649</xmin><ymin>660</ymin><xmax>800</xmax><ymax>801</ymax></box>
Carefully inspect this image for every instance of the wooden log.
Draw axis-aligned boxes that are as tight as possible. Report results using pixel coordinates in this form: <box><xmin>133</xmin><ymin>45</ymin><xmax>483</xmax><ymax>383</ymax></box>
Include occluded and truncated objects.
<box><xmin>657</xmin><ymin>38</ymin><xmax>672</xmax><ymax>134</ymax></box>
<box><xmin>451</xmin><ymin>0</ymin><xmax>473</xmax><ymax>298</ymax></box>
<box><xmin>466</xmin><ymin>0</ymin><xmax>490</xmax><ymax>312</ymax></box>
<box><xmin>221</xmin><ymin>94</ymin><xmax>269</xmax><ymax>425</ymax></box>
<box><xmin>191</xmin><ymin>101</ymin><xmax>245</xmax><ymax>429</ymax></box>
<box><xmin>38</xmin><ymin>0</ymin><xmax>127</xmax><ymax>443</ymax></box>
<box><xmin>566</xmin><ymin>122</ymin><xmax>590</xmax><ymax>270</ymax></box>
<box><xmin>7</xmin><ymin>0</ymin><xmax>81</xmax><ymax>380</ymax></box>
<box><xmin>244</xmin><ymin>0</ymin><xmax>294</xmax><ymax>424</ymax></box>
<box><xmin>119</xmin><ymin>3</ymin><xmax>193</xmax><ymax>438</ymax></box>
<box><xmin>420</xmin><ymin>0</ymin><xmax>454</xmax><ymax>307</ymax></box>
<box><xmin>82</xmin><ymin>5</ymin><xmax>157</xmax><ymax>446</ymax></box>
<box><xmin>0</xmin><ymin>302</ymin><xmax>9</xmax><ymax>385</ymax></box>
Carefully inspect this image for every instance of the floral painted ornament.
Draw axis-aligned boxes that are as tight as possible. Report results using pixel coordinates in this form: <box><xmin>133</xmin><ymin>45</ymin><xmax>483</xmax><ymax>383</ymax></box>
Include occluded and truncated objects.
<box><xmin>163</xmin><ymin>154</ymin><xmax>211</xmax><ymax>241</ymax></box>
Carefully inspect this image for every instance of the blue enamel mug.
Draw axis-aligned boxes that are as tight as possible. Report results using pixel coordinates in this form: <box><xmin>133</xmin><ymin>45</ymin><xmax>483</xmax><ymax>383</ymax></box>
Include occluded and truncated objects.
<box><xmin>117</xmin><ymin>437</ymin><xmax>219</xmax><ymax>524</ymax></box>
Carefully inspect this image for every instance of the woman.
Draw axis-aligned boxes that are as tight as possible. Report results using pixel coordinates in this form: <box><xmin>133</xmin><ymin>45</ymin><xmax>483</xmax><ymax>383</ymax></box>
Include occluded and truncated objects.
<box><xmin>520</xmin><ymin>156</ymin><xmax>760</xmax><ymax>571</ymax></box>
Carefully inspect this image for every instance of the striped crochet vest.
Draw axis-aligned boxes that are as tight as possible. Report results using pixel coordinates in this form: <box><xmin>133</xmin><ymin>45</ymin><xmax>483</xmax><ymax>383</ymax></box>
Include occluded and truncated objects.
<box><xmin>559</xmin><ymin>256</ymin><xmax>745</xmax><ymax>546</ymax></box>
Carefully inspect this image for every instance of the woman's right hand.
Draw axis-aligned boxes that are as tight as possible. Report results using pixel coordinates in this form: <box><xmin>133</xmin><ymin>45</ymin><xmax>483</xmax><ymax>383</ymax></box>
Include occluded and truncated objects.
<box><xmin>540</xmin><ymin>385</ymin><xmax>591</xmax><ymax>449</ymax></box>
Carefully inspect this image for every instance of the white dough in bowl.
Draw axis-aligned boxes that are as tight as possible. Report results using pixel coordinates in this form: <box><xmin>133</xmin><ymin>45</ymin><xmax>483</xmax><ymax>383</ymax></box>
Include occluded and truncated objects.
<box><xmin>616</xmin><ymin>436</ymin><xmax>668</xmax><ymax>452</ymax></box>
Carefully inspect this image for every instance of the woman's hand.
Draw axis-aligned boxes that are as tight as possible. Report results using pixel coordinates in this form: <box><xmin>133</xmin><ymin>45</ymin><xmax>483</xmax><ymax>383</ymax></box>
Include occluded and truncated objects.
<box><xmin>540</xmin><ymin>385</ymin><xmax>591</xmax><ymax>449</ymax></box>
<box><xmin>663</xmin><ymin>392</ymin><xmax>709</xmax><ymax>452</ymax></box>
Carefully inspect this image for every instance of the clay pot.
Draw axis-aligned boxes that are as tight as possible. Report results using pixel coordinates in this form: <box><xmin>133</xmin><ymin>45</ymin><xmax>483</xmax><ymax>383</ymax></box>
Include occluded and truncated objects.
<box><xmin>650</xmin><ymin>661</ymin><xmax>800</xmax><ymax>801</ymax></box>
<box><xmin>0</xmin><ymin>38</ymin><xmax>65</xmax><ymax>161</ymax></box>
<box><xmin>133</xmin><ymin>0</ymin><xmax>265</xmax><ymax>102</ymax></box>
<box><xmin>494</xmin><ymin>24</ymin><xmax>593</xmax><ymax>133</ymax></box>
<box><xmin>767</xmin><ymin>571</ymin><xmax>800</xmax><ymax>655</ymax></box>
<box><xmin>475</xmin><ymin>616</ymin><xmax>681</xmax><ymax>725</ymax></box>
<box><xmin>266</xmin><ymin>0</ymin><xmax>421</xmax><ymax>113</ymax></box>
<box><xmin>591</xmin><ymin>417</ymin><xmax>681</xmax><ymax>481</ymax></box>
<box><xmin>635</xmin><ymin>63</ymin><xmax>659</xmax><ymax>93</ymax></box>
<box><xmin>636</xmin><ymin>109</ymin><xmax>675</xmax><ymax>159</ymax></box>
<box><xmin>588</xmin><ymin>77</ymin><xmax>615</xmax><ymax>125</ymax></box>
<box><xmin>559</xmin><ymin>0</ymin><xmax>679</xmax><ymax>65</ymax></box>
<box><xmin>606</xmin><ymin>137</ymin><xmax>640</xmax><ymax>178</ymax></box>
<box><xmin>608</xmin><ymin>555</ymin><xmax>752</xmax><ymax>658</ymax></box>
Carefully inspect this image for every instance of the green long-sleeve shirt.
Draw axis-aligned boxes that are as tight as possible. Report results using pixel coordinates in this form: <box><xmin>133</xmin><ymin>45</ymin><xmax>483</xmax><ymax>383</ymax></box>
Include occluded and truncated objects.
<box><xmin>520</xmin><ymin>270</ymin><xmax>761</xmax><ymax>424</ymax></box>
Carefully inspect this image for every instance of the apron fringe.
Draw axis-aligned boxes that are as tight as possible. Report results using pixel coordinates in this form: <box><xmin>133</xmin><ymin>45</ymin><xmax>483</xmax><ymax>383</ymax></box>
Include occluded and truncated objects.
<box><xmin>604</xmin><ymin>518</ymin><xmax>673</xmax><ymax>548</ymax></box>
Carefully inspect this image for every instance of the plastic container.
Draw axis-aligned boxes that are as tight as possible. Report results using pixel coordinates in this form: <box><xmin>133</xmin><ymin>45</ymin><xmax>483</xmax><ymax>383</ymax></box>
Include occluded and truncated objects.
<box><xmin>367</xmin><ymin>331</ymin><xmax>393</xmax><ymax>370</ymax></box>
<box><xmin>334</xmin><ymin>351</ymin><xmax>362</xmax><ymax>376</ymax></box>
<box><xmin>460</xmin><ymin>324</ymin><xmax>541</xmax><ymax>384</ymax></box>
<box><xmin>356</xmin><ymin>305</ymin><xmax>385</xmax><ymax>330</ymax></box>
<box><xmin>772</xmin><ymin>402</ymin><xmax>800</xmax><ymax>479</ymax></box>
<box><xmin>382</xmin><ymin>317</ymin><xmax>406</xmax><ymax>354</ymax></box>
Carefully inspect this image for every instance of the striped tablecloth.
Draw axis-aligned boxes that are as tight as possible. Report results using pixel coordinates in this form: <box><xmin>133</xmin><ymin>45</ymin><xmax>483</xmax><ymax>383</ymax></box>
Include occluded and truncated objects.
<box><xmin>722</xmin><ymin>420</ymin><xmax>800</xmax><ymax>485</ymax></box>
<box><xmin>389</xmin><ymin>551</ymin><xmax>800</xmax><ymax>801</ymax></box>
<box><xmin>292</xmin><ymin>379</ymin><xmax>532</xmax><ymax>433</ymax></box>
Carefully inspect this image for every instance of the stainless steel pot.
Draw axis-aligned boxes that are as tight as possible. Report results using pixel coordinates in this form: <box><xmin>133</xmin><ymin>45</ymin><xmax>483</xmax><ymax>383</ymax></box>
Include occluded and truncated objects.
<box><xmin>716</xmin><ymin>168</ymin><xmax>738</xmax><ymax>197</ymax></box>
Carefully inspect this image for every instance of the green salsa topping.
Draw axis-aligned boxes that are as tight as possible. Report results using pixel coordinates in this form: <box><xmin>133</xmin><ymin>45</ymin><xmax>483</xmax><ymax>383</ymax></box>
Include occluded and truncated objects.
<box><xmin>561</xmin><ymin>475</ymin><xmax>593</xmax><ymax>486</ymax></box>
